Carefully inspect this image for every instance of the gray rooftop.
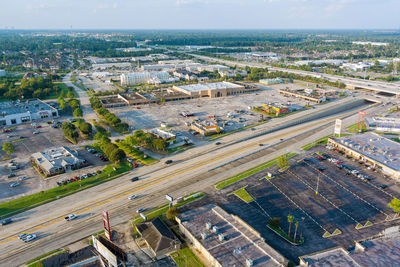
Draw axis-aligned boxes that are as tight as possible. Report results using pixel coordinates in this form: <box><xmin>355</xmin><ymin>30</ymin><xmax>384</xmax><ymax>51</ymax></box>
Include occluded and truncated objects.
<box><xmin>0</xmin><ymin>99</ymin><xmax>55</xmax><ymax>116</ymax></box>
<box><xmin>175</xmin><ymin>82</ymin><xmax>241</xmax><ymax>93</ymax></box>
<box><xmin>177</xmin><ymin>204</ymin><xmax>287</xmax><ymax>267</ymax></box>
<box><xmin>300</xmin><ymin>231</ymin><xmax>400</xmax><ymax>267</ymax></box>
<box><xmin>331</xmin><ymin>132</ymin><xmax>400</xmax><ymax>171</ymax></box>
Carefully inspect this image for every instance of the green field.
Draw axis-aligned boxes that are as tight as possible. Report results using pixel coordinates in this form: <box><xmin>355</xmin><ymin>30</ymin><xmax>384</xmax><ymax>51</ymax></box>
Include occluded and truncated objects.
<box><xmin>42</xmin><ymin>82</ymin><xmax>78</xmax><ymax>100</ymax></box>
<box><xmin>347</xmin><ymin>123</ymin><xmax>367</xmax><ymax>133</ymax></box>
<box><xmin>215</xmin><ymin>153</ymin><xmax>296</xmax><ymax>189</ymax></box>
<box><xmin>0</xmin><ymin>161</ymin><xmax>132</xmax><ymax>218</ymax></box>
<box><xmin>171</xmin><ymin>247</ymin><xmax>206</xmax><ymax>267</ymax></box>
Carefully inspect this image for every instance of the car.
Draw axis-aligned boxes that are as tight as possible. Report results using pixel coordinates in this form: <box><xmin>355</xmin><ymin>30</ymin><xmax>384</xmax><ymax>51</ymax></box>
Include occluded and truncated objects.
<box><xmin>10</xmin><ymin>182</ymin><xmax>21</xmax><ymax>188</ymax></box>
<box><xmin>127</xmin><ymin>158</ymin><xmax>133</xmax><ymax>163</ymax></box>
<box><xmin>136</xmin><ymin>208</ymin><xmax>145</xmax><ymax>213</ymax></box>
<box><xmin>0</xmin><ymin>218</ymin><xmax>12</xmax><ymax>225</ymax></box>
<box><xmin>19</xmin><ymin>176</ymin><xmax>29</xmax><ymax>181</ymax></box>
<box><xmin>380</xmin><ymin>184</ymin><xmax>388</xmax><ymax>189</ymax></box>
<box><xmin>51</xmin><ymin>124</ymin><xmax>58</xmax><ymax>128</ymax></box>
<box><xmin>317</xmin><ymin>167</ymin><xmax>326</xmax><ymax>172</ymax></box>
<box><xmin>35</xmin><ymin>125</ymin><xmax>42</xmax><ymax>128</ymax></box>
<box><xmin>215</xmin><ymin>142</ymin><xmax>222</xmax><ymax>145</ymax></box>
<box><xmin>259</xmin><ymin>143</ymin><xmax>264</xmax><ymax>147</ymax></box>
<box><xmin>18</xmin><ymin>233</ymin><xmax>30</xmax><ymax>240</ymax></box>
<box><xmin>165</xmin><ymin>160</ymin><xmax>173</xmax><ymax>164</ymax></box>
<box><xmin>69</xmin><ymin>118</ymin><xmax>76</xmax><ymax>123</ymax></box>
<box><xmin>7</xmin><ymin>173</ymin><xmax>16</xmax><ymax>178</ymax></box>
<box><xmin>317</xmin><ymin>156</ymin><xmax>326</xmax><ymax>160</ymax></box>
<box><xmin>22</xmin><ymin>234</ymin><xmax>37</xmax><ymax>242</ymax></box>
<box><xmin>336</xmin><ymin>164</ymin><xmax>343</xmax><ymax>169</ymax></box>
<box><xmin>33</xmin><ymin>131</ymin><xmax>40</xmax><ymax>134</ymax></box>
<box><xmin>128</xmin><ymin>194</ymin><xmax>137</xmax><ymax>200</ymax></box>
<box><xmin>2</xmin><ymin>129</ymin><xmax>11</xmax><ymax>133</ymax></box>
<box><xmin>19</xmin><ymin>136</ymin><xmax>25</xmax><ymax>139</ymax></box>
<box><xmin>6</xmin><ymin>135</ymin><xmax>12</xmax><ymax>138</ymax></box>
<box><xmin>64</xmin><ymin>214</ymin><xmax>77</xmax><ymax>221</ymax></box>
<box><xmin>131</xmin><ymin>177</ymin><xmax>139</xmax><ymax>182</ymax></box>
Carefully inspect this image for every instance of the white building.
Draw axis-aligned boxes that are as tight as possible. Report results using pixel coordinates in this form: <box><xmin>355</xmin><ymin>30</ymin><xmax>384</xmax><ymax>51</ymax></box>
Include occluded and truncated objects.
<box><xmin>341</xmin><ymin>62</ymin><xmax>371</xmax><ymax>71</ymax></box>
<box><xmin>120</xmin><ymin>71</ymin><xmax>170</xmax><ymax>85</ymax></box>
<box><xmin>0</xmin><ymin>99</ymin><xmax>58</xmax><ymax>126</ymax></box>
<box><xmin>0</xmin><ymin>70</ymin><xmax>6</xmax><ymax>77</ymax></box>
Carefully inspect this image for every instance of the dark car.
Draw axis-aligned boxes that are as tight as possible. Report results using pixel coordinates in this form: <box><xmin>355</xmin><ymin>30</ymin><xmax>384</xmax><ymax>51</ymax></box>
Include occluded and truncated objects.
<box><xmin>318</xmin><ymin>167</ymin><xmax>326</xmax><ymax>172</ymax></box>
<box><xmin>165</xmin><ymin>160</ymin><xmax>173</xmax><ymax>164</ymax></box>
<box><xmin>380</xmin><ymin>184</ymin><xmax>388</xmax><ymax>189</ymax></box>
<box><xmin>131</xmin><ymin>177</ymin><xmax>139</xmax><ymax>182</ymax></box>
<box><xmin>215</xmin><ymin>142</ymin><xmax>222</xmax><ymax>145</ymax></box>
<box><xmin>0</xmin><ymin>218</ymin><xmax>12</xmax><ymax>225</ymax></box>
<box><xmin>7</xmin><ymin>173</ymin><xmax>16</xmax><ymax>178</ymax></box>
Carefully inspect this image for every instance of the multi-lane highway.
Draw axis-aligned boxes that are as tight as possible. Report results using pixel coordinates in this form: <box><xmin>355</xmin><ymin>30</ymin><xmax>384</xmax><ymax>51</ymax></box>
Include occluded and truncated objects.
<box><xmin>0</xmin><ymin>95</ymin><xmax>384</xmax><ymax>265</ymax></box>
<box><xmin>192</xmin><ymin>54</ymin><xmax>400</xmax><ymax>95</ymax></box>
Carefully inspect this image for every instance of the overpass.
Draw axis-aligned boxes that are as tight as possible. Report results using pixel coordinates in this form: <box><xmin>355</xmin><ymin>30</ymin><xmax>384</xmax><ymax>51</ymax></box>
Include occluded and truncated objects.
<box><xmin>191</xmin><ymin>54</ymin><xmax>400</xmax><ymax>96</ymax></box>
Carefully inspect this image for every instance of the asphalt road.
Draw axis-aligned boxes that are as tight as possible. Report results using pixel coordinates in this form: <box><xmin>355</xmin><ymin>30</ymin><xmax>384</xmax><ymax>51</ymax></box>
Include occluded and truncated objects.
<box><xmin>0</xmin><ymin>97</ymin><xmax>385</xmax><ymax>265</ymax></box>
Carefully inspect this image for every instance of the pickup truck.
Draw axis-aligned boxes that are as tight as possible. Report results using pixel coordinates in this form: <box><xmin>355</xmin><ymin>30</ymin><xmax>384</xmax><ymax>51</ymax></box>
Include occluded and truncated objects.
<box><xmin>64</xmin><ymin>214</ymin><xmax>77</xmax><ymax>221</ymax></box>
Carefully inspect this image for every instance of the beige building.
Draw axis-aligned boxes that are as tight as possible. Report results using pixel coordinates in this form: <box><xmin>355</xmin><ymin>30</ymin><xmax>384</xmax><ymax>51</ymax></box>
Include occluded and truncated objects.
<box><xmin>190</xmin><ymin>119</ymin><xmax>220</xmax><ymax>136</ymax></box>
<box><xmin>328</xmin><ymin>133</ymin><xmax>400</xmax><ymax>179</ymax></box>
<box><xmin>172</xmin><ymin>82</ymin><xmax>247</xmax><ymax>98</ymax></box>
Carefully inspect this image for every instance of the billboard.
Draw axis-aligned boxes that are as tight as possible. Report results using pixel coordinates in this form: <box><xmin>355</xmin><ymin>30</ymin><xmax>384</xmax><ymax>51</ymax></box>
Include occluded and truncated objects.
<box><xmin>334</xmin><ymin>119</ymin><xmax>342</xmax><ymax>136</ymax></box>
<box><xmin>102</xmin><ymin>210</ymin><xmax>112</xmax><ymax>241</ymax></box>
<box><xmin>92</xmin><ymin>235</ymin><xmax>118</xmax><ymax>267</ymax></box>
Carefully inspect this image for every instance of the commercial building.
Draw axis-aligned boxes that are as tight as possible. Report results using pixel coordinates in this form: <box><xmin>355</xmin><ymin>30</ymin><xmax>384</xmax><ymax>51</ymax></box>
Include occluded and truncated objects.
<box><xmin>147</xmin><ymin>128</ymin><xmax>177</xmax><ymax>145</ymax></box>
<box><xmin>279</xmin><ymin>89</ymin><xmax>326</xmax><ymax>103</ymax></box>
<box><xmin>190</xmin><ymin>119</ymin><xmax>221</xmax><ymax>136</ymax></box>
<box><xmin>259</xmin><ymin>78</ymin><xmax>285</xmax><ymax>85</ymax></box>
<box><xmin>31</xmin><ymin>146</ymin><xmax>87</xmax><ymax>177</ymax></box>
<box><xmin>366</xmin><ymin>115</ymin><xmax>400</xmax><ymax>133</ymax></box>
<box><xmin>299</xmin><ymin>226</ymin><xmax>400</xmax><ymax>267</ymax></box>
<box><xmin>176</xmin><ymin>204</ymin><xmax>288</xmax><ymax>267</ymax></box>
<box><xmin>92</xmin><ymin>62</ymin><xmax>132</xmax><ymax>70</ymax></box>
<box><xmin>120</xmin><ymin>71</ymin><xmax>170</xmax><ymax>85</ymax></box>
<box><xmin>136</xmin><ymin>217</ymin><xmax>181</xmax><ymax>259</ymax></box>
<box><xmin>0</xmin><ymin>99</ymin><xmax>58</xmax><ymax>126</ymax></box>
<box><xmin>328</xmin><ymin>133</ymin><xmax>400</xmax><ymax>179</ymax></box>
<box><xmin>172</xmin><ymin>82</ymin><xmax>247</xmax><ymax>98</ymax></box>
<box><xmin>261</xmin><ymin>104</ymin><xmax>289</xmax><ymax>116</ymax></box>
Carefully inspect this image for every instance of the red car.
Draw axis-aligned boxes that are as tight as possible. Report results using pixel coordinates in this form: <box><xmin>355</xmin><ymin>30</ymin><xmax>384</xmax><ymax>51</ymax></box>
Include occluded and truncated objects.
<box><xmin>2</xmin><ymin>129</ymin><xmax>11</xmax><ymax>133</ymax></box>
<box><xmin>132</xmin><ymin>163</ymin><xmax>138</xmax><ymax>168</ymax></box>
<box><xmin>35</xmin><ymin>125</ymin><xmax>42</xmax><ymax>128</ymax></box>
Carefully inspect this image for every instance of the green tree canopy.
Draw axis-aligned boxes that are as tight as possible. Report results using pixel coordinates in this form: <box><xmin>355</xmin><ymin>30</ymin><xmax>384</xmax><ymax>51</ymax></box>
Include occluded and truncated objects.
<box><xmin>2</xmin><ymin>142</ymin><xmax>15</xmax><ymax>155</ymax></box>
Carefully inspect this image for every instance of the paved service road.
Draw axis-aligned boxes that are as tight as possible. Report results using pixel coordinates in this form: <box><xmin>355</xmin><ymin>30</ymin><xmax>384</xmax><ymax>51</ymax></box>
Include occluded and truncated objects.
<box><xmin>0</xmin><ymin>97</ymin><xmax>382</xmax><ymax>265</ymax></box>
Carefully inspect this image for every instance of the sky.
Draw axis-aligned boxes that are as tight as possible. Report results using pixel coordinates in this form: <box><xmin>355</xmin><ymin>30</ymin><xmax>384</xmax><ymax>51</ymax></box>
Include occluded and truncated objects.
<box><xmin>0</xmin><ymin>0</ymin><xmax>399</xmax><ymax>30</ymax></box>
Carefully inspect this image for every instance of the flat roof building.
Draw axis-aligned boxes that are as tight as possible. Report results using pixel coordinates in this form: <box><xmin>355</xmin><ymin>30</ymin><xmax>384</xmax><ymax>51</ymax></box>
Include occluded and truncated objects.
<box><xmin>299</xmin><ymin>226</ymin><xmax>400</xmax><ymax>266</ymax></box>
<box><xmin>328</xmin><ymin>133</ymin><xmax>400</xmax><ymax>179</ymax></box>
<box><xmin>0</xmin><ymin>99</ymin><xmax>58</xmax><ymax>126</ymax></box>
<box><xmin>366</xmin><ymin>113</ymin><xmax>400</xmax><ymax>133</ymax></box>
<box><xmin>176</xmin><ymin>204</ymin><xmax>288</xmax><ymax>267</ymax></box>
<box><xmin>173</xmin><ymin>81</ymin><xmax>246</xmax><ymax>98</ymax></box>
<box><xmin>31</xmin><ymin>146</ymin><xmax>86</xmax><ymax>177</ymax></box>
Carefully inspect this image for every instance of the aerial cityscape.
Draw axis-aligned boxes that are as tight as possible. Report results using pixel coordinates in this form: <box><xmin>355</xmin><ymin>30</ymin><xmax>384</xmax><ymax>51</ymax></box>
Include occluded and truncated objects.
<box><xmin>1</xmin><ymin>1</ymin><xmax>400</xmax><ymax>267</ymax></box>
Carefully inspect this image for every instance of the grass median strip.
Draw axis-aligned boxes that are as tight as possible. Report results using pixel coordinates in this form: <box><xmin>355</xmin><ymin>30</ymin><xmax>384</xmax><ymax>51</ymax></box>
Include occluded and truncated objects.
<box><xmin>26</xmin><ymin>249</ymin><xmax>67</xmax><ymax>266</ymax></box>
<box><xmin>215</xmin><ymin>153</ymin><xmax>296</xmax><ymax>190</ymax></box>
<box><xmin>0</xmin><ymin>161</ymin><xmax>132</xmax><ymax>218</ymax></box>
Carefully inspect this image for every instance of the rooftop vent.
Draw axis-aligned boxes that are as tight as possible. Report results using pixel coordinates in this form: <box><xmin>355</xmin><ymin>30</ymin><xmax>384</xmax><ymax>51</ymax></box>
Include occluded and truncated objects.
<box><xmin>201</xmin><ymin>232</ymin><xmax>208</xmax><ymax>240</ymax></box>
<box><xmin>206</xmin><ymin>222</ymin><xmax>212</xmax><ymax>230</ymax></box>
<box><xmin>246</xmin><ymin>259</ymin><xmax>254</xmax><ymax>267</ymax></box>
<box><xmin>212</xmin><ymin>226</ymin><xmax>219</xmax><ymax>234</ymax></box>
<box><xmin>218</xmin><ymin>234</ymin><xmax>225</xmax><ymax>241</ymax></box>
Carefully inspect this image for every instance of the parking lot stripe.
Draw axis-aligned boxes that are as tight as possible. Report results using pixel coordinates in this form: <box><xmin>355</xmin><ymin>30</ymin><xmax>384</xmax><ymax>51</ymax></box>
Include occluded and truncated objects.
<box><xmin>305</xmin><ymin>161</ymin><xmax>389</xmax><ymax>217</ymax></box>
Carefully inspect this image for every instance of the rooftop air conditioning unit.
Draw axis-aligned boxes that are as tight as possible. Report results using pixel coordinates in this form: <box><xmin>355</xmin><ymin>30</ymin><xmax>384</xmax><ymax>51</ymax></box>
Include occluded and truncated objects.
<box><xmin>201</xmin><ymin>232</ymin><xmax>208</xmax><ymax>240</ymax></box>
<box><xmin>212</xmin><ymin>226</ymin><xmax>219</xmax><ymax>234</ymax></box>
<box><xmin>206</xmin><ymin>222</ymin><xmax>212</xmax><ymax>230</ymax></box>
<box><xmin>218</xmin><ymin>234</ymin><xmax>225</xmax><ymax>241</ymax></box>
<box><xmin>246</xmin><ymin>259</ymin><xmax>254</xmax><ymax>267</ymax></box>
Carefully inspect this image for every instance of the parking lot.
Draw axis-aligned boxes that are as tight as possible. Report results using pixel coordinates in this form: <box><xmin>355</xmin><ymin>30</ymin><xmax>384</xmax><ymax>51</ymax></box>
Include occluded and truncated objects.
<box><xmin>185</xmin><ymin>147</ymin><xmax>400</xmax><ymax>262</ymax></box>
<box><xmin>0</xmin><ymin>121</ymin><xmax>108</xmax><ymax>203</ymax></box>
<box><xmin>110</xmin><ymin>84</ymin><xmax>313</xmax><ymax>144</ymax></box>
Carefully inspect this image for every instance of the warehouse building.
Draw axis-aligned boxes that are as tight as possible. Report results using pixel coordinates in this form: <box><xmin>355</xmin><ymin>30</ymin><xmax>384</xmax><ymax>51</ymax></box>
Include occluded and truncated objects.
<box><xmin>176</xmin><ymin>204</ymin><xmax>288</xmax><ymax>267</ymax></box>
<box><xmin>31</xmin><ymin>146</ymin><xmax>87</xmax><ymax>177</ymax></box>
<box><xmin>366</xmin><ymin>115</ymin><xmax>400</xmax><ymax>133</ymax></box>
<box><xmin>0</xmin><ymin>99</ymin><xmax>58</xmax><ymax>126</ymax></box>
<box><xmin>328</xmin><ymin>133</ymin><xmax>400</xmax><ymax>179</ymax></box>
<box><xmin>172</xmin><ymin>82</ymin><xmax>248</xmax><ymax>98</ymax></box>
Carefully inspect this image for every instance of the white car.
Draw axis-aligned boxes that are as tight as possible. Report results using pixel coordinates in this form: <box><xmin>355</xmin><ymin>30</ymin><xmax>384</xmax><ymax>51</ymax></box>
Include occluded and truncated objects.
<box><xmin>18</xmin><ymin>233</ymin><xmax>29</xmax><ymax>240</ymax></box>
<box><xmin>64</xmin><ymin>214</ymin><xmax>77</xmax><ymax>221</ymax></box>
<box><xmin>136</xmin><ymin>208</ymin><xmax>145</xmax><ymax>213</ymax></box>
<box><xmin>19</xmin><ymin>176</ymin><xmax>29</xmax><ymax>181</ymax></box>
<box><xmin>128</xmin><ymin>194</ymin><xmax>137</xmax><ymax>200</ymax></box>
<box><xmin>22</xmin><ymin>234</ymin><xmax>37</xmax><ymax>242</ymax></box>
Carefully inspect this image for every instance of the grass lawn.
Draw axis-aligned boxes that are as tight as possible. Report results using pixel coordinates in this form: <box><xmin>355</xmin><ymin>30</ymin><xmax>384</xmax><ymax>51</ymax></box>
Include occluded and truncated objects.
<box><xmin>215</xmin><ymin>153</ymin><xmax>296</xmax><ymax>189</ymax></box>
<box><xmin>42</xmin><ymin>82</ymin><xmax>78</xmax><ymax>100</ymax></box>
<box><xmin>347</xmin><ymin>123</ymin><xmax>368</xmax><ymax>133</ymax></box>
<box><xmin>117</xmin><ymin>142</ymin><xmax>158</xmax><ymax>165</ymax></box>
<box><xmin>168</xmin><ymin>144</ymin><xmax>194</xmax><ymax>154</ymax></box>
<box><xmin>232</xmin><ymin>187</ymin><xmax>253</xmax><ymax>203</ymax></box>
<box><xmin>26</xmin><ymin>249</ymin><xmax>67</xmax><ymax>266</ymax></box>
<box><xmin>0</xmin><ymin>161</ymin><xmax>132</xmax><ymax>218</ymax></box>
<box><xmin>170</xmin><ymin>247</ymin><xmax>206</xmax><ymax>267</ymax></box>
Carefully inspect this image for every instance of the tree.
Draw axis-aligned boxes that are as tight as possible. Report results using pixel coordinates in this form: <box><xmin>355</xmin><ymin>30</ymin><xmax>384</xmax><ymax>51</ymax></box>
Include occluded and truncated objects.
<box><xmin>58</xmin><ymin>99</ymin><xmax>66</xmax><ymax>110</ymax></box>
<box><xmin>69</xmin><ymin>99</ymin><xmax>80</xmax><ymax>109</ymax></box>
<box><xmin>287</xmin><ymin>215</ymin><xmax>294</xmax><ymax>237</ymax></box>
<box><xmin>153</xmin><ymin>138</ymin><xmax>167</xmax><ymax>151</ymax></box>
<box><xmin>277</xmin><ymin>155</ymin><xmax>288</xmax><ymax>169</ymax></box>
<box><xmin>166</xmin><ymin>206</ymin><xmax>179</xmax><ymax>222</ymax></box>
<box><xmin>109</xmin><ymin>149</ymin><xmax>126</xmax><ymax>163</ymax></box>
<box><xmin>2</xmin><ymin>142</ymin><xmax>15</xmax><ymax>155</ymax></box>
<box><xmin>216</xmin><ymin>126</ymin><xmax>222</xmax><ymax>134</ymax></box>
<box><xmin>293</xmin><ymin>221</ymin><xmax>299</xmax><ymax>242</ymax></box>
<box><xmin>269</xmin><ymin>217</ymin><xmax>281</xmax><ymax>229</ymax></box>
<box><xmin>388</xmin><ymin>198</ymin><xmax>400</xmax><ymax>216</ymax></box>
<box><xmin>67</xmin><ymin>90</ymin><xmax>74</xmax><ymax>98</ymax></box>
<box><xmin>79</xmin><ymin>122</ymin><xmax>92</xmax><ymax>135</ymax></box>
<box><xmin>73</xmin><ymin>108</ymin><xmax>83</xmax><ymax>117</ymax></box>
